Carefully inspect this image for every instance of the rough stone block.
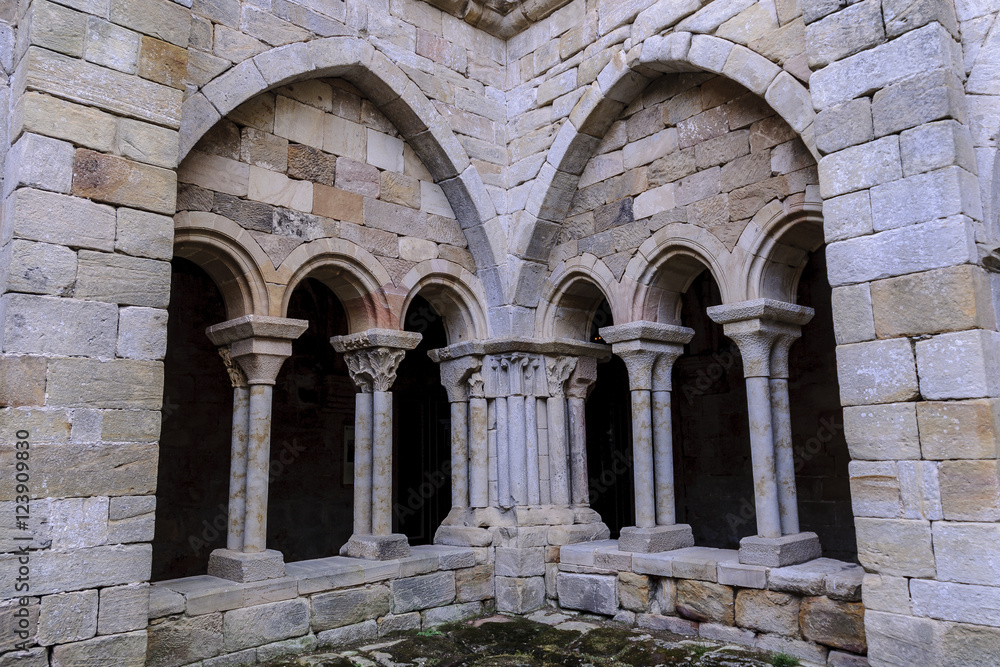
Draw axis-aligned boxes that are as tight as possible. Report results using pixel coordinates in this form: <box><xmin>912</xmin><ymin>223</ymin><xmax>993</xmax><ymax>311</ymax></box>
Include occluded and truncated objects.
<box><xmin>805</xmin><ymin>0</ymin><xmax>885</xmax><ymax>68</ymax></box>
<box><xmin>854</xmin><ymin>517</ymin><xmax>935</xmax><ymax>577</ymax></box>
<box><xmin>940</xmin><ymin>621</ymin><xmax>1000</xmax><ymax>666</ymax></box>
<box><xmin>287</xmin><ymin>144</ymin><xmax>335</xmax><ymax>186</ymax></box>
<box><xmin>618</xmin><ymin>524</ymin><xmax>694</xmax><ymax>552</ymax></box>
<box><xmin>116</xmin><ymin>208</ymin><xmax>173</xmax><ymax>261</ymax></box>
<box><xmin>755</xmin><ymin>632</ymin><xmax>829</xmax><ymax>664</ymax></box>
<box><xmin>495</xmin><ymin>547</ymin><xmax>545</xmax><ymax>577</ymax></box>
<box><xmin>835</xmin><ymin>339</ymin><xmax>919</xmax><ymax>406</ymax></box>
<box><xmin>0</xmin><ymin>294</ymin><xmax>117</xmax><ymax>358</ymax></box>
<box><xmin>4</xmin><ymin>132</ymin><xmax>75</xmax><ymax>198</ymax></box>
<box><xmin>861</xmin><ymin>573</ymin><xmax>910</xmax><ymax>614</ymax></box>
<box><xmin>815</xmin><ymin>98</ymin><xmax>873</xmax><ymax>155</ymax></box>
<box><xmin>918</xmin><ymin>399</ymin><xmax>1000</xmax><ymax>460</ymax></box>
<box><xmin>556</xmin><ymin>572</ymin><xmax>617</xmax><ymax>615</ymax></box>
<box><xmin>378</xmin><ymin>612</ymin><xmax>421</xmax><ymax>636</ymax></box>
<box><xmin>51</xmin><ymin>630</ymin><xmax>146</xmax><ymax>667</ymax></box>
<box><xmin>423</xmin><ymin>601</ymin><xmax>482</xmax><ymax>627</ymax></box>
<box><xmin>456</xmin><ymin>563</ymin><xmax>494</xmax><ymax>601</ymax></box>
<box><xmin>618</xmin><ymin>572</ymin><xmax>650</xmax><ymax>612</ymax></box>
<box><xmin>871</xmin><ymin>265</ymin><xmax>993</xmax><ymax>338</ymax></box>
<box><xmin>0</xmin><ymin>355</ymin><xmax>47</xmax><ymax>407</ymax></box>
<box><xmin>938</xmin><ymin>460</ymin><xmax>1000</xmax><ymax>520</ymax></box>
<box><xmin>915</xmin><ymin>330</ymin><xmax>1000</xmax><ymax>400</ymax></box>
<box><xmin>391</xmin><ymin>571</ymin><xmax>456</xmax><ymax>613</ymax></box>
<box><xmin>208</xmin><ymin>549</ymin><xmax>285</xmax><ymax>583</ymax></box>
<box><xmin>147</xmin><ymin>613</ymin><xmax>223</xmax><ymax>667</ymax></box>
<box><xmin>75</xmin><ymin>250</ymin><xmax>170</xmax><ymax>308</ymax></box>
<box><xmin>72</xmin><ymin>149</ymin><xmax>176</xmax><ymax>215</ymax></box>
<box><xmin>45</xmin><ymin>358</ymin><xmax>163</xmax><ymax>408</ymax></box>
<box><xmin>316</xmin><ymin>619</ymin><xmax>377</xmax><ymax>648</ymax></box>
<box><xmin>311</xmin><ymin>585</ymin><xmax>390</xmax><ymax>631</ymax></box>
<box><xmin>911</xmin><ymin>579</ymin><xmax>1000</xmax><ymax>626</ymax></box>
<box><xmin>932</xmin><ymin>522</ymin><xmax>1000</xmax><ymax>586</ymax></box>
<box><xmin>248</xmin><ymin>165</ymin><xmax>313</xmax><ymax>212</ymax></box>
<box><xmin>736</xmin><ymin>589</ymin><xmax>801</xmax><ymax>635</ymax></box>
<box><xmin>222</xmin><ymin>599</ymin><xmax>308</xmax><ymax>652</ymax></box>
<box><xmin>5</xmin><ymin>188</ymin><xmax>116</xmax><ymax>251</ymax></box>
<box><xmin>799</xmin><ymin>596</ymin><xmax>866</xmax><ymax>652</ymax></box>
<box><xmin>117</xmin><ymin>307</ymin><xmax>168</xmax><ymax>361</ymax></box>
<box><xmin>38</xmin><ymin>589</ymin><xmax>98</xmax><ymax>646</ymax></box>
<box><xmin>818</xmin><ymin>136</ymin><xmax>901</xmax><ymax>199</ymax></box>
<box><xmin>98</xmin><ymin>583</ymin><xmax>149</xmax><ymax>635</ymax></box>
<box><xmin>871</xmin><ymin>166</ymin><xmax>981</xmax><ymax>231</ymax></box>
<box><xmin>495</xmin><ymin>576</ymin><xmax>545</xmax><ymax>614</ymax></box>
<box><xmin>823</xmin><ymin>190</ymin><xmax>873</xmax><ymax>243</ymax></box>
<box><xmin>676</xmin><ymin>579</ymin><xmax>734</xmax><ymax>625</ymax></box>
<box><xmin>717</xmin><ymin>562</ymin><xmax>768</xmax><ymax>588</ymax></box>
<box><xmin>637</xmin><ymin>612</ymin><xmax>698</xmax><ymax>635</ymax></box>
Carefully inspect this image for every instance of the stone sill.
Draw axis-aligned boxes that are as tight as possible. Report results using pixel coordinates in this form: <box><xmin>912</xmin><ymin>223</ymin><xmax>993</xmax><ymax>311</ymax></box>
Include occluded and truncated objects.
<box><xmin>149</xmin><ymin>544</ymin><xmax>476</xmax><ymax>619</ymax></box>
<box><xmin>557</xmin><ymin>540</ymin><xmax>864</xmax><ymax>599</ymax></box>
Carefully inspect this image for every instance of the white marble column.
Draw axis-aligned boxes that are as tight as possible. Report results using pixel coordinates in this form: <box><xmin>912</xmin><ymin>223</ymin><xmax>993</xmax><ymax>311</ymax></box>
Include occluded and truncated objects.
<box><xmin>332</xmin><ymin>329</ymin><xmax>422</xmax><ymax>560</ymax></box>
<box><xmin>708</xmin><ymin>299</ymin><xmax>821</xmax><ymax>567</ymax></box>
<box><xmin>601</xmin><ymin>321</ymin><xmax>695</xmax><ymax>553</ymax></box>
<box><xmin>205</xmin><ymin>315</ymin><xmax>308</xmax><ymax>582</ymax></box>
<box><xmin>770</xmin><ymin>327</ymin><xmax>806</xmax><ymax>535</ymax></box>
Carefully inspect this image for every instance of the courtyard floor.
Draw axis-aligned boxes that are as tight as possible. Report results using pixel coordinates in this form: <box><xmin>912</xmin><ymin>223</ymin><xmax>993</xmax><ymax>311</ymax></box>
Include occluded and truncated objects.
<box><xmin>265</xmin><ymin>611</ymin><xmax>796</xmax><ymax>667</ymax></box>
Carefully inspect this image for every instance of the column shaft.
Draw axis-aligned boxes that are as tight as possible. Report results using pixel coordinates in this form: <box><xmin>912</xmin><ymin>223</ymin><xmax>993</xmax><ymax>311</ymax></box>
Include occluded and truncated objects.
<box><xmin>631</xmin><ymin>389</ymin><xmax>656</xmax><ymax>529</ymax></box>
<box><xmin>508</xmin><ymin>395</ymin><xmax>527</xmax><ymax>505</ymax></box>
<box><xmin>244</xmin><ymin>384</ymin><xmax>273</xmax><ymax>553</ymax></box>
<box><xmin>537</xmin><ymin>397</ymin><xmax>551</xmax><ymax>505</ymax></box>
<box><xmin>354</xmin><ymin>392</ymin><xmax>374</xmax><ymax>535</ymax></box>
<box><xmin>547</xmin><ymin>396</ymin><xmax>570</xmax><ymax>505</ymax></box>
<box><xmin>568</xmin><ymin>396</ymin><xmax>589</xmax><ymax>506</ymax></box>
<box><xmin>372</xmin><ymin>390</ymin><xmax>393</xmax><ymax>535</ymax></box>
<box><xmin>746</xmin><ymin>376</ymin><xmax>782</xmax><ymax>539</ymax></box>
<box><xmin>526</xmin><ymin>395</ymin><xmax>540</xmax><ymax>505</ymax></box>
<box><xmin>469</xmin><ymin>397</ymin><xmax>489</xmax><ymax>507</ymax></box>
<box><xmin>770</xmin><ymin>378</ymin><xmax>799</xmax><ymax>535</ymax></box>
<box><xmin>227</xmin><ymin>386</ymin><xmax>250</xmax><ymax>551</ymax></box>
<box><xmin>651</xmin><ymin>389</ymin><xmax>675</xmax><ymax>525</ymax></box>
<box><xmin>450</xmin><ymin>400</ymin><xmax>470</xmax><ymax>508</ymax></box>
<box><xmin>495</xmin><ymin>396</ymin><xmax>510</xmax><ymax>507</ymax></box>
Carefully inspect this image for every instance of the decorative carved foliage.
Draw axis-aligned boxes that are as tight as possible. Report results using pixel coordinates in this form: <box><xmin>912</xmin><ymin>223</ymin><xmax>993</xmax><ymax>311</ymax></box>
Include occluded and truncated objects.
<box><xmin>344</xmin><ymin>347</ymin><xmax>409</xmax><ymax>392</ymax></box>
<box><xmin>218</xmin><ymin>346</ymin><xmax>248</xmax><ymax>389</ymax></box>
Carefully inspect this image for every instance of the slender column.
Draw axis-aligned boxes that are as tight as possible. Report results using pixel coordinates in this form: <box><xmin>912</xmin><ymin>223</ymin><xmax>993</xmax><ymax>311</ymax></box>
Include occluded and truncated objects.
<box><xmin>651</xmin><ymin>389</ymin><xmax>674</xmax><ymax>525</ymax></box>
<box><xmin>631</xmin><ymin>389</ymin><xmax>655</xmax><ymax>528</ymax></box>
<box><xmin>508</xmin><ymin>394</ymin><xmax>527</xmax><ymax>504</ymax></box>
<box><xmin>218</xmin><ymin>348</ymin><xmax>250</xmax><ymax>551</ymax></box>
<box><xmin>372</xmin><ymin>390</ymin><xmax>393</xmax><ymax>535</ymax></box>
<box><xmin>545</xmin><ymin>356</ymin><xmax>576</xmax><ymax>506</ymax></box>
<box><xmin>566</xmin><ymin>357</ymin><xmax>598</xmax><ymax>507</ymax></box>
<box><xmin>436</xmin><ymin>356</ymin><xmax>483</xmax><ymax>510</ymax></box>
<box><xmin>536</xmin><ymin>396</ymin><xmax>550</xmax><ymax>505</ymax></box>
<box><xmin>354</xmin><ymin>391</ymin><xmax>374</xmax><ymax>535</ymax></box>
<box><xmin>469</xmin><ymin>372</ymin><xmax>489</xmax><ymax>508</ymax></box>
<box><xmin>244</xmin><ymin>384</ymin><xmax>273</xmax><ymax>552</ymax></box>
<box><xmin>708</xmin><ymin>299</ymin><xmax>821</xmax><ymax>567</ymax></box>
<box><xmin>771</xmin><ymin>328</ymin><xmax>804</xmax><ymax>535</ymax></box>
<box><xmin>525</xmin><ymin>389</ymin><xmax>540</xmax><ymax>505</ymax></box>
<box><xmin>205</xmin><ymin>315</ymin><xmax>308</xmax><ymax>582</ymax></box>
<box><xmin>332</xmin><ymin>329</ymin><xmax>421</xmax><ymax>560</ymax></box>
<box><xmin>495</xmin><ymin>394</ymin><xmax>510</xmax><ymax>507</ymax></box>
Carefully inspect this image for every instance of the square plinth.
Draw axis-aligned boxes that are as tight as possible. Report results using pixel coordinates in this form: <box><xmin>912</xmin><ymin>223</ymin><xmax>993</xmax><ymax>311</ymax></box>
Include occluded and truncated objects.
<box><xmin>618</xmin><ymin>524</ymin><xmax>695</xmax><ymax>553</ymax></box>
<box><xmin>340</xmin><ymin>533</ymin><xmax>411</xmax><ymax>560</ymax></box>
<box><xmin>208</xmin><ymin>548</ymin><xmax>286</xmax><ymax>583</ymax></box>
<box><xmin>738</xmin><ymin>532</ymin><xmax>822</xmax><ymax>567</ymax></box>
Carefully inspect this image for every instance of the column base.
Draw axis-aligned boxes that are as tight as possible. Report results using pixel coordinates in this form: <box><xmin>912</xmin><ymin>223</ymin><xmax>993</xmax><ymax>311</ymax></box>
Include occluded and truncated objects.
<box><xmin>340</xmin><ymin>533</ymin><xmax>410</xmax><ymax>560</ymax></box>
<box><xmin>738</xmin><ymin>532</ymin><xmax>821</xmax><ymax>567</ymax></box>
<box><xmin>618</xmin><ymin>524</ymin><xmax>695</xmax><ymax>553</ymax></box>
<box><xmin>208</xmin><ymin>548</ymin><xmax>285</xmax><ymax>583</ymax></box>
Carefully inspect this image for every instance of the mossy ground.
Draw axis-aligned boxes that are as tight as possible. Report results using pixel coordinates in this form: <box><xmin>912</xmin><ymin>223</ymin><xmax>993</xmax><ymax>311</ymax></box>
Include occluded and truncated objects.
<box><xmin>267</xmin><ymin>612</ymin><xmax>794</xmax><ymax>667</ymax></box>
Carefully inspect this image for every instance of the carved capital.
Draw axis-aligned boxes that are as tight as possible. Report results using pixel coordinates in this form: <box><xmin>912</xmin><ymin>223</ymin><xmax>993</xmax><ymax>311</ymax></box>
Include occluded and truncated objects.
<box><xmin>769</xmin><ymin>327</ymin><xmax>803</xmax><ymax>380</ymax></box>
<box><xmin>565</xmin><ymin>355</ymin><xmax>598</xmax><ymax>399</ymax></box>
<box><xmin>343</xmin><ymin>347</ymin><xmax>409</xmax><ymax>393</ymax></box>
<box><xmin>206</xmin><ymin>315</ymin><xmax>308</xmax><ymax>386</ymax></box>
<box><xmin>438</xmin><ymin>355</ymin><xmax>483</xmax><ymax>403</ymax></box>
<box><xmin>600</xmin><ymin>321</ymin><xmax>693</xmax><ymax>392</ymax></box>
<box><xmin>707</xmin><ymin>300</ymin><xmax>813</xmax><ymax>379</ymax></box>
<box><xmin>545</xmin><ymin>355</ymin><xmax>577</xmax><ymax>397</ymax></box>
<box><xmin>217</xmin><ymin>346</ymin><xmax>247</xmax><ymax>389</ymax></box>
<box><xmin>468</xmin><ymin>371</ymin><xmax>485</xmax><ymax>399</ymax></box>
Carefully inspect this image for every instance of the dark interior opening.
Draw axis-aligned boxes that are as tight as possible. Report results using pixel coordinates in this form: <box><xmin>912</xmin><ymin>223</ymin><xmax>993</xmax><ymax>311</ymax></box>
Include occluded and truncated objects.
<box><xmin>268</xmin><ymin>278</ymin><xmax>353</xmax><ymax>562</ymax></box>
<box><xmin>672</xmin><ymin>270</ymin><xmax>756</xmax><ymax>549</ymax></box>
<box><xmin>790</xmin><ymin>247</ymin><xmax>857</xmax><ymax>561</ymax></box>
<box><xmin>153</xmin><ymin>257</ymin><xmax>231</xmax><ymax>581</ymax></box>
<box><xmin>585</xmin><ymin>299</ymin><xmax>635</xmax><ymax>537</ymax></box>
<box><xmin>393</xmin><ymin>296</ymin><xmax>451</xmax><ymax>545</ymax></box>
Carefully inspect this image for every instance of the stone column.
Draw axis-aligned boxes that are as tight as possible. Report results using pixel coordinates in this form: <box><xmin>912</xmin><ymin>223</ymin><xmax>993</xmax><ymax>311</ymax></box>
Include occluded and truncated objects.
<box><xmin>708</xmin><ymin>299</ymin><xmax>821</xmax><ymax>567</ymax></box>
<box><xmin>205</xmin><ymin>315</ymin><xmax>308</xmax><ymax>582</ymax></box>
<box><xmin>770</xmin><ymin>327</ymin><xmax>807</xmax><ymax>535</ymax></box>
<box><xmin>566</xmin><ymin>356</ymin><xmax>598</xmax><ymax>508</ymax></box>
<box><xmin>544</xmin><ymin>356</ymin><xmax>577</xmax><ymax>507</ymax></box>
<box><xmin>332</xmin><ymin>329</ymin><xmax>422</xmax><ymax>560</ymax></box>
<box><xmin>601</xmin><ymin>322</ymin><xmax>695</xmax><ymax>553</ymax></box>
<box><xmin>468</xmin><ymin>372</ymin><xmax>489</xmax><ymax>508</ymax></box>
<box><xmin>437</xmin><ymin>355</ymin><xmax>484</xmax><ymax>510</ymax></box>
<box><xmin>217</xmin><ymin>348</ymin><xmax>250</xmax><ymax>552</ymax></box>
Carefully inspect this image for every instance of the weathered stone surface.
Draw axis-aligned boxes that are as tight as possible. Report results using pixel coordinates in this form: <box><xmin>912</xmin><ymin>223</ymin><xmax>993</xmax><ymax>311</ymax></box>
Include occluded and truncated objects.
<box><xmin>116</xmin><ymin>208</ymin><xmax>174</xmax><ymax>260</ymax></box>
<box><xmin>117</xmin><ymin>307</ymin><xmax>168</xmax><ymax>360</ymax></box>
<box><xmin>4</xmin><ymin>132</ymin><xmax>75</xmax><ymax>197</ymax></box>
<box><xmin>835</xmin><ymin>339</ymin><xmax>919</xmax><ymax>406</ymax></box>
<box><xmin>287</xmin><ymin>144</ymin><xmax>336</xmax><ymax>186</ymax></box>
<box><xmin>424</xmin><ymin>601</ymin><xmax>483</xmax><ymax>626</ymax></box>
<box><xmin>317</xmin><ymin>619</ymin><xmax>377</xmax><ymax>648</ymax></box>
<box><xmin>556</xmin><ymin>573</ymin><xmax>617</xmax><ymax>615</ymax></box>
<box><xmin>915</xmin><ymin>330</ymin><xmax>1000</xmax><ymax>400</ymax></box>
<box><xmin>223</xmin><ymin>599</ymin><xmax>309</xmax><ymax>651</ymax></box>
<box><xmin>239</xmin><ymin>128</ymin><xmax>288</xmax><ymax>173</ymax></box>
<box><xmin>38</xmin><ymin>589</ymin><xmax>98</xmax><ymax>646</ymax></box>
<box><xmin>6</xmin><ymin>188</ymin><xmax>116</xmax><ymax>251</ymax></box>
<box><xmin>51</xmin><ymin>630</ymin><xmax>146</xmax><ymax>667</ymax></box>
<box><xmin>98</xmin><ymin>583</ymin><xmax>148</xmax><ymax>634</ymax></box>
<box><xmin>799</xmin><ymin>596</ymin><xmax>866</xmax><ymax>652</ymax></box>
<box><xmin>871</xmin><ymin>265</ymin><xmax>992</xmax><ymax>337</ymax></box>
<box><xmin>391</xmin><ymin>572</ymin><xmax>456</xmax><ymax>613</ymax></box>
<box><xmin>618</xmin><ymin>572</ymin><xmax>651</xmax><ymax>612</ymax></box>
<box><xmin>0</xmin><ymin>293</ymin><xmax>117</xmax><ymax>358</ymax></box>
<box><xmin>676</xmin><ymin>580</ymin><xmax>734</xmax><ymax>624</ymax></box>
<box><xmin>854</xmin><ymin>517</ymin><xmax>935</xmax><ymax>577</ymax></box>
<box><xmin>72</xmin><ymin>149</ymin><xmax>176</xmax><ymax>214</ymax></box>
<box><xmin>138</xmin><ymin>36</ymin><xmax>187</xmax><ymax>90</ymax></box>
<box><xmin>75</xmin><ymin>250</ymin><xmax>171</xmax><ymax>308</ymax></box>
<box><xmin>735</xmin><ymin>589</ymin><xmax>800</xmax><ymax>635</ymax></box>
<box><xmin>938</xmin><ymin>460</ymin><xmax>1000</xmax><ymax>520</ymax></box>
<box><xmin>496</xmin><ymin>547</ymin><xmax>546</xmax><ymax>576</ymax></box>
<box><xmin>940</xmin><ymin>622</ymin><xmax>1000</xmax><ymax>667</ymax></box>
<box><xmin>918</xmin><ymin>399</ymin><xmax>1000</xmax><ymax>460</ymax></box>
<box><xmin>311</xmin><ymin>585</ymin><xmax>390</xmax><ymax>631</ymax></box>
<box><xmin>147</xmin><ymin>614</ymin><xmax>223</xmax><ymax>667</ymax></box>
<box><xmin>456</xmin><ymin>563</ymin><xmax>494</xmax><ymax>602</ymax></box>
<box><xmin>45</xmin><ymin>358</ymin><xmax>163</xmax><ymax>409</ymax></box>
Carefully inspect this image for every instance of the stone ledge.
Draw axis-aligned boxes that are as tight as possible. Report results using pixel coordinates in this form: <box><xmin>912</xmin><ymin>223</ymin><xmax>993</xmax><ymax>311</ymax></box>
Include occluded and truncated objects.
<box><xmin>150</xmin><ymin>545</ymin><xmax>476</xmax><ymax>619</ymax></box>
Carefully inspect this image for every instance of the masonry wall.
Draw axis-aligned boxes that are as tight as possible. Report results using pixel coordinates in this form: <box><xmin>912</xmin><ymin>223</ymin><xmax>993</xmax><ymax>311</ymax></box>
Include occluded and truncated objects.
<box><xmin>1</xmin><ymin>0</ymin><xmax>1000</xmax><ymax>663</ymax></box>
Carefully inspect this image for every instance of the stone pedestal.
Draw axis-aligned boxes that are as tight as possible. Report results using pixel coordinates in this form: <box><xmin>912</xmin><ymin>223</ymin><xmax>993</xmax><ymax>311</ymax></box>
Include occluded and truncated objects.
<box><xmin>340</xmin><ymin>533</ymin><xmax>411</xmax><ymax>561</ymax></box>
<box><xmin>618</xmin><ymin>524</ymin><xmax>695</xmax><ymax>553</ymax></box>
<box><xmin>207</xmin><ymin>548</ymin><xmax>286</xmax><ymax>583</ymax></box>
<box><xmin>739</xmin><ymin>531</ymin><xmax>822</xmax><ymax>567</ymax></box>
